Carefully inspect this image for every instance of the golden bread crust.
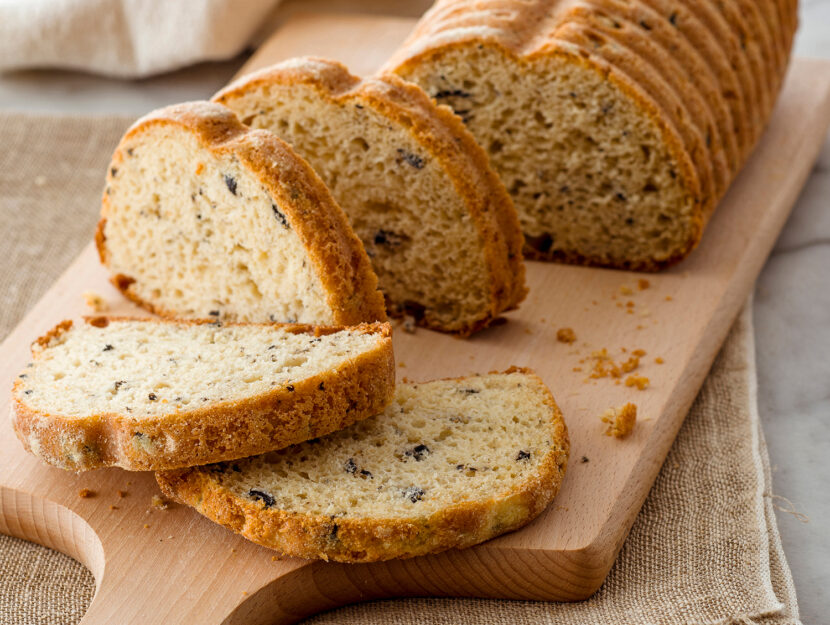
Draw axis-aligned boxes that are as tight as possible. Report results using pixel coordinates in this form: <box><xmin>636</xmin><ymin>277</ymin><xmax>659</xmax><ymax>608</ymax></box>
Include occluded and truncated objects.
<box><xmin>156</xmin><ymin>367</ymin><xmax>569</xmax><ymax>563</ymax></box>
<box><xmin>215</xmin><ymin>58</ymin><xmax>527</xmax><ymax>335</ymax></box>
<box><xmin>97</xmin><ymin>101</ymin><xmax>387</xmax><ymax>326</ymax></box>
<box><xmin>11</xmin><ymin>317</ymin><xmax>395</xmax><ymax>471</ymax></box>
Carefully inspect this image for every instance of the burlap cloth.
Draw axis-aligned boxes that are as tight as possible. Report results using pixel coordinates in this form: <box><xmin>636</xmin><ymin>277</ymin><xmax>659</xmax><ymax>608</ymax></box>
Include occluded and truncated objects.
<box><xmin>0</xmin><ymin>112</ymin><xmax>801</xmax><ymax>625</ymax></box>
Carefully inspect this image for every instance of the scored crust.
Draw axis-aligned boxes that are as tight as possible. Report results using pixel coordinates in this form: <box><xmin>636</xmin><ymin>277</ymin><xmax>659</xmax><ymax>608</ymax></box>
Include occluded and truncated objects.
<box><xmin>11</xmin><ymin>316</ymin><xmax>395</xmax><ymax>472</ymax></box>
<box><xmin>215</xmin><ymin>58</ymin><xmax>528</xmax><ymax>335</ymax></box>
<box><xmin>96</xmin><ymin>101</ymin><xmax>387</xmax><ymax>326</ymax></box>
<box><xmin>156</xmin><ymin>367</ymin><xmax>570</xmax><ymax>563</ymax></box>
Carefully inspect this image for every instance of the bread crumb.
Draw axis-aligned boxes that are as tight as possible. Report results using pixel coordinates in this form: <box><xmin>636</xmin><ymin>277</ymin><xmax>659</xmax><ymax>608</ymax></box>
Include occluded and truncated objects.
<box><xmin>626</xmin><ymin>301</ymin><xmax>635</xmax><ymax>308</ymax></box>
<box><xmin>242</xmin><ymin>591</ymin><xmax>248</xmax><ymax>596</ymax></box>
<box><xmin>109</xmin><ymin>505</ymin><xmax>118</xmax><ymax>511</ymax></box>
<box><xmin>398</xmin><ymin>362</ymin><xmax>406</xmax><ymax>368</ymax></box>
<box><xmin>117</xmin><ymin>490</ymin><xmax>128</xmax><ymax>498</ymax></box>
<box><xmin>655</xmin><ymin>357</ymin><xmax>664</xmax><ymax>364</ymax></box>
<box><xmin>83</xmin><ymin>291</ymin><xmax>108</xmax><ymax>312</ymax></box>
<box><xmin>556</xmin><ymin>327</ymin><xmax>576</xmax><ymax>343</ymax></box>
<box><xmin>620</xmin><ymin>285</ymin><xmax>633</xmax><ymax>295</ymax></box>
<box><xmin>78</xmin><ymin>488</ymin><xmax>95</xmax><ymax>498</ymax></box>
<box><xmin>580</xmin><ymin>456</ymin><xmax>589</xmax><ymax>463</ymax></box>
<box><xmin>151</xmin><ymin>495</ymin><xmax>169</xmax><ymax>510</ymax></box>
<box><xmin>143</xmin><ymin>523</ymin><xmax>150</xmax><ymax>529</ymax></box>
<box><xmin>625</xmin><ymin>375</ymin><xmax>650</xmax><ymax>390</ymax></box>
<box><xmin>601</xmin><ymin>403</ymin><xmax>637</xmax><ymax>438</ymax></box>
<box><xmin>665</xmin><ymin>295</ymin><xmax>673</xmax><ymax>301</ymax></box>
<box><xmin>402</xmin><ymin>316</ymin><xmax>416</xmax><ymax>334</ymax></box>
<box><xmin>637</xmin><ymin>279</ymin><xmax>650</xmax><ymax>290</ymax></box>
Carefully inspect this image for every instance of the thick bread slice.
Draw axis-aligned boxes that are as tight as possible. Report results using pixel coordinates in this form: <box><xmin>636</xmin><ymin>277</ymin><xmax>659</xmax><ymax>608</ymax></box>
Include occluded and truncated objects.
<box><xmin>385</xmin><ymin>0</ymin><xmax>797</xmax><ymax>270</ymax></box>
<box><xmin>11</xmin><ymin>317</ymin><xmax>395</xmax><ymax>471</ymax></box>
<box><xmin>97</xmin><ymin>101</ymin><xmax>386</xmax><ymax>326</ymax></box>
<box><xmin>214</xmin><ymin>58</ymin><xmax>527</xmax><ymax>336</ymax></box>
<box><xmin>157</xmin><ymin>368</ymin><xmax>569</xmax><ymax>563</ymax></box>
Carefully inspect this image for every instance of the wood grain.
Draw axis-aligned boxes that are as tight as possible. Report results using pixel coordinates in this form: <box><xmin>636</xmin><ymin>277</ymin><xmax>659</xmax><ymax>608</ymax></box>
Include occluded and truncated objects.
<box><xmin>1</xmin><ymin>12</ymin><xmax>829</xmax><ymax>625</ymax></box>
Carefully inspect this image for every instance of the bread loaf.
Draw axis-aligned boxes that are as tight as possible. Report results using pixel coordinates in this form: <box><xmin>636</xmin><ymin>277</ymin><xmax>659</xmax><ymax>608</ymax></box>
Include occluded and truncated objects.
<box><xmin>214</xmin><ymin>58</ymin><xmax>527</xmax><ymax>335</ymax></box>
<box><xmin>11</xmin><ymin>317</ymin><xmax>394</xmax><ymax>471</ymax></box>
<box><xmin>385</xmin><ymin>0</ymin><xmax>797</xmax><ymax>270</ymax></box>
<box><xmin>157</xmin><ymin>368</ymin><xmax>569</xmax><ymax>562</ymax></box>
<box><xmin>97</xmin><ymin>101</ymin><xmax>386</xmax><ymax>325</ymax></box>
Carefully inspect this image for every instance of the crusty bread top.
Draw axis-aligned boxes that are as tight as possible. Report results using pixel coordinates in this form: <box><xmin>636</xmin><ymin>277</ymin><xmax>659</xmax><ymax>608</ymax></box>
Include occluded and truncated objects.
<box><xmin>98</xmin><ymin>101</ymin><xmax>387</xmax><ymax>326</ymax></box>
<box><xmin>216</xmin><ymin>58</ymin><xmax>527</xmax><ymax>326</ymax></box>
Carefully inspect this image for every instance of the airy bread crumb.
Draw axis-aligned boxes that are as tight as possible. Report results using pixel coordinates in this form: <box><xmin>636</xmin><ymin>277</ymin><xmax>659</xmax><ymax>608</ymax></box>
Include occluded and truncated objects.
<box><xmin>625</xmin><ymin>375</ymin><xmax>650</xmax><ymax>390</ymax></box>
<box><xmin>601</xmin><ymin>403</ymin><xmax>637</xmax><ymax>438</ymax></box>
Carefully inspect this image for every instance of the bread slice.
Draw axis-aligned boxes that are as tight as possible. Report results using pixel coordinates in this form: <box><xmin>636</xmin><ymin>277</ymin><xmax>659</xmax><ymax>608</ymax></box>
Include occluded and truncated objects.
<box><xmin>97</xmin><ymin>101</ymin><xmax>386</xmax><ymax>326</ymax></box>
<box><xmin>385</xmin><ymin>0</ymin><xmax>796</xmax><ymax>270</ymax></box>
<box><xmin>214</xmin><ymin>58</ymin><xmax>527</xmax><ymax>335</ymax></box>
<box><xmin>11</xmin><ymin>316</ymin><xmax>395</xmax><ymax>472</ymax></box>
<box><xmin>156</xmin><ymin>368</ymin><xmax>569</xmax><ymax>562</ymax></box>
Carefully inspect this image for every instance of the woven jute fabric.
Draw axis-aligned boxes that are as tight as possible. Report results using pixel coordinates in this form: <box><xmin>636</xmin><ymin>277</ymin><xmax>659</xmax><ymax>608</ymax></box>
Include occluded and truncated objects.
<box><xmin>0</xmin><ymin>113</ymin><xmax>800</xmax><ymax>625</ymax></box>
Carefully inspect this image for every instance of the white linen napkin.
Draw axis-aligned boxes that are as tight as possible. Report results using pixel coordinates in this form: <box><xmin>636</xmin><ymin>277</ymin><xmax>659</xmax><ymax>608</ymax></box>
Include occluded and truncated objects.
<box><xmin>0</xmin><ymin>0</ymin><xmax>281</xmax><ymax>78</ymax></box>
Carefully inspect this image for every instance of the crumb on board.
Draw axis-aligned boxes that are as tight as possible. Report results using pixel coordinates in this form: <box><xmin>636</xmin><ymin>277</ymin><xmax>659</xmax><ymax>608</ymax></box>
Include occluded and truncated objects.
<box><xmin>524</xmin><ymin>327</ymin><xmax>533</xmax><ymax>335</ymax></box>
<box><xmin>625</xmin><ymin>375</ymin><xmax>650</xmax><ymax>390</ymax></box>
<box><xmin>580</xmin><ymin>456</ymin><xmax>590</xmax><ymax>463</ymax></box>
<box><xmin>556</xmin><ymin>327</ymin><xmax>576</xmax><ymax>344</ymax></box>
<box><xmin>151</xmin><ymin>495</ymin><xmax>169</xmax><ymax>510</ymax></box>
<box><xmin>402</xmin><ymin>316</ymin><xmax>416</xmax><ymax>334</ymax></box>
<box><xmin>83</xmin><ymin>291</ymin><xmax>108</xmax><ymax>312</ymax></box>
<box><xmin>398</xmin><ymin>362</ymin><xmax>406</xmax><ymax>368</ymax></box>
<box><xmin>143</xmin><ymin>523</ymin><xmax>150</xmax><ymax>529</ymax></box>
<box><xmin>117</xmin><ymin>490</ymin><xmax>128</xmax><ymax>498</ymax></box>
<box><xmin>78</xmin><ymin>488</ymin><xmax>95</xmax><ymax>498</ymax></box>
<box><xmin>655</xmin><ymin>357</ymin><xmax>665</xmax><ymax>364</ymax></box>
<box><xmin>601</xmin><ymin>403</ymin><xmax>637</xmax><ymax>438</ymax></box>
<box><xmin>585</xmin><ymin>348</ymin><xmax>646</xmax><ymax>380</ymax></box>
<box><xmin>665</xmin><ymin>295</ymin><xmax>673</xmax><ymax>301</ymax></box>
<box><xmin>638</xmin><ymin>279</ymin><xmax>650</xmax><ymax>290</ymax></box>
<box><xmin>620</xmin><ymin>285</ymin><xmax>633</xmax><ymax>295</ymax></box>
<box><xmin>109</xmin><ymin>505</ymin><xmax>118</xmax><ymax>511</ymax></box>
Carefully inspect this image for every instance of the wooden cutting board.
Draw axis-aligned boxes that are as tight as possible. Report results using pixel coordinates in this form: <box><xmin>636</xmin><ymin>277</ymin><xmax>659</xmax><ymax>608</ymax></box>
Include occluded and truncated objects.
<box><xmin>1</xmin><ymin>12</ymin><xmax>829</xmax><ymax>625</ymax></box>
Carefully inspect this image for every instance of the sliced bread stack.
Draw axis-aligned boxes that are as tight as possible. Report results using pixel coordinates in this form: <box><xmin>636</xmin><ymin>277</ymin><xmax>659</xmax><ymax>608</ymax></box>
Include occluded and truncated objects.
<box><xmin>214</xmin><ymin>58</ymin><xmax>527</xmax><ymax>335</ymax></box>
<box><xmin>384</xmin><ymin>0</ymin><xmax>798</xmax><ymax>270</ymax></box>
<box><xmin>11</xmin><ymin>95</ymin><xmax>568</xmax><ymax>560</ymax></box>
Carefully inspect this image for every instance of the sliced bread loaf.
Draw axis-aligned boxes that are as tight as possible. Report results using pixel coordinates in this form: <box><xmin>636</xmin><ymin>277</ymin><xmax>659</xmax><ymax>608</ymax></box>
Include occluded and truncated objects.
<box><xmin>11</xmin><ymin>316</ymin><xmax>394</xmax><ymax>471</ymax></box>
<box><xmin>385</xmin><ymin>0</ymin><xmax>797</xmax><ymax>270</ymax></box>
<box><xmin>156</xmin><ymin>368</ymin><xmax>569</xmax><ymax>562</ymax></box>
<box><xmin>213</xmin><ymin>58</ymin><xmax>527</xmax><ymax>335</ymax></box>
<box><xmin>97</xmin><ymin>101</ymin><xmax>386</xmax><ymax>326</ymax></box>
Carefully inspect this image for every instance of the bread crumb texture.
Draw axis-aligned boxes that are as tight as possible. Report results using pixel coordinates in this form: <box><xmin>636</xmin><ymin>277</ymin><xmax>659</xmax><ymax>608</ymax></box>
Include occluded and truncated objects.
<box><xmin>99</xmin><ymin>101</ymin><xmax>385</xmax><ymax>327</ymax></box>
<box><xmin>151</xmin><ymin>495</ymin><xmax>170</xmax><ymax>510</ymax></box>
<box><xmin>388</xmin><ymin>0</ymin><xmax>797</xmax><ymax>269</ymax></box>
<box><xmin>78</xmin><ymin>488</ymin><xmax>95</xmax><ymax>498</ymax></box>
<box><xmin>157</xmin><ymin>369</ymin><xmax>569</xmax><ymax>562</ymax></box>
<box><xmin>214</xmin><ymin>58</ymin><xmax>526</xmax><ymax>334</ymax></box>
<box><xmin>601</xmin><ymin>403</ymin><xmax>637</xmax><ymax>438</ymax></box>
<box><xmin>11</xmin><ymin>317</ymin><xmax>395</xmax><ymax>471</ymax></box>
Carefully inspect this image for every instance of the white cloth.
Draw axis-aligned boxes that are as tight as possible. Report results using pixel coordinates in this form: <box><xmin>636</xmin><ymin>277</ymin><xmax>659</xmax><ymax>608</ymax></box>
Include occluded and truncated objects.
<box><xmin>0</xmin><ymin>0</ymin><xmax>281</xmax><ymax>78</ymax></box>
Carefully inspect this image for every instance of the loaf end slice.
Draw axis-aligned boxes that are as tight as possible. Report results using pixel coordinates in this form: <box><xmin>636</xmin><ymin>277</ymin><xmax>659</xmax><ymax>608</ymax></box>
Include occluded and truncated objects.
<box><xmin>11</xmin><ymin>317</ymin><xmax>395</xmax><ymax>471</ymax></box>
<box><xmin>98</xmin><ymin>101</ymin><xmax>386</xmax><ymax>326</ymax></box>
<box><xmin>157</xmin><ymin>368</ymin><xmax>569</xmax><ymax>562</ymax></box>
<box><xmin>215</xmin><ymin>58</ymin><xmax>527</xmax><ymax>335</ymax></box>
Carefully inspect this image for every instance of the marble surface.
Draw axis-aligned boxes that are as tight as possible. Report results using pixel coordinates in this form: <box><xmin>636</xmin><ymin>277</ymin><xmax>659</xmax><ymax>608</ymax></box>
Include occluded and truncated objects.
<box><xmin>0</xmin><ymin>1</ymin><xmax>826</xmax><ymax>623</ymax></box>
